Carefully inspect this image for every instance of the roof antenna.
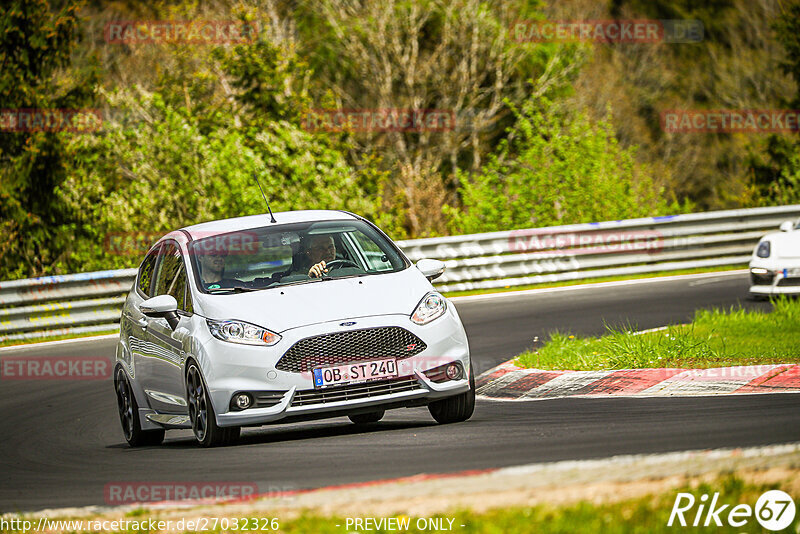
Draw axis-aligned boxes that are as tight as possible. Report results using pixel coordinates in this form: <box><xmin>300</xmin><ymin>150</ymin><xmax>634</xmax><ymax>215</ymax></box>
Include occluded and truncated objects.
<box><xmin>253</xmin><ymin>171</ymin><xmax>277</xmax><ymax>223</ymax></box>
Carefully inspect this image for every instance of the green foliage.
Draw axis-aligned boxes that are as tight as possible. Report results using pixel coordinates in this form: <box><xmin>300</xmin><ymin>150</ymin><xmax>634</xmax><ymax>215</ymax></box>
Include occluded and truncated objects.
<box><xmin>1</xmin><ymin>6</ymin><xmax>401</xmax><ymax>278</ymax></box>
<box><xmin>745</xmin><ymin>1</ymin><xmax>800</xmax><ymax>205</ymax></box>
<box><xmin>767</xmin><ymin>152</ymin><xmax>800</xmax><ymax>205</ymax></box>
<box><xmin>0</xmin><ymin>0</ymin><xmax>99</xmax><ymax>278</ymax></box>
<box><xmin>213</xmin><ymin>35</ymin><xmax>309</xmax><ymax>124</ymax></box>
<box><xmin>4</xmin><ymin>0</ymin><xmax>789</xmax><ymax>281</ymax></box>
<box><xmin>447</xmin><ymin>98</ymin><xmax>679</xmax><ymax>234</ymax></box>
<box><xmin>62</xmin><ymin>90</ymin><xmax>385</xmax><ymax>272</ymax></box>
<box><xmin>774</xmin><ymin>1</ymin><xmax>800</xmax><ymax>108</ymax></box>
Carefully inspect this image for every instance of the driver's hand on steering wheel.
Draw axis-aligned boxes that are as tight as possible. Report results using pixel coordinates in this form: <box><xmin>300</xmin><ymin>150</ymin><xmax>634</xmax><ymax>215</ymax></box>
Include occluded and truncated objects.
<box><xmin>308</xmin><ymin>261</ymin><xmax>328</xmax><ymax>278</ymax></box>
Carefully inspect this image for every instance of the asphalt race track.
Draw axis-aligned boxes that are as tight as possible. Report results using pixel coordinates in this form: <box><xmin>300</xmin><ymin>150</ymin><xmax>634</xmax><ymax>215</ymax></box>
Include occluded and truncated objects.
<box><xmin>2</xmin><ymin>271</ymin><xmax>798</xmax><ymax>512</ymax></box>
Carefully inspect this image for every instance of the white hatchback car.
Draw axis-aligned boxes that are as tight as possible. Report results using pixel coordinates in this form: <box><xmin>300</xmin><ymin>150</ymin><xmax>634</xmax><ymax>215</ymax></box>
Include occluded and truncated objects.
<box><xmin>114</xmin><ymin>210</ymin><xmax>474</xmax><ymax>447</ymax></box>
<box><xmin>749</xmin><ymin>218</ymin><xmax>800</xmax><ymax>297</ymax></box>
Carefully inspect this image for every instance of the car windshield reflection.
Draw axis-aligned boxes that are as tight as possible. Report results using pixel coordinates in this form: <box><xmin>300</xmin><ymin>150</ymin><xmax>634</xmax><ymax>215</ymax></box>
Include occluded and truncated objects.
<box><xmin>189</xmin><ymin>220</ymin><xmax>407</xmax><ymax>294</ymax></box>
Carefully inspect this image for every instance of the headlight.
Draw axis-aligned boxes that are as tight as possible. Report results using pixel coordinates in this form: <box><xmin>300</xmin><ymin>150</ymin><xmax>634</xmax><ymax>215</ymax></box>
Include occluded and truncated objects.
<box><xmin>207</xmin><ymin>319</ymin><xmax>281</xmax><ymax>346</ymax></box>
<box><xmin>411</xmin><ymin>292</ymin><xmax>447</xmax><ymax>325</ymax></box>
<box><xmin>756</xmin><ymin>241</ymin><xmax>771</xmax><ymax>258</ymax></box>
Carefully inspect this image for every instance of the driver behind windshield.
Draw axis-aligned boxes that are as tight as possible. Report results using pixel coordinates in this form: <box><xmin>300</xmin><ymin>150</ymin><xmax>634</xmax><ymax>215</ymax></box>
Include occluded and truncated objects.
<box><xmin>305</xmin><ymin>234</ymin><xmax>336</xmax><ymax>278</ymax></box>
<box><xmin>196</xmin><ymin>246</ymin><xmax>241</xmax><ymax>289</ymax></box>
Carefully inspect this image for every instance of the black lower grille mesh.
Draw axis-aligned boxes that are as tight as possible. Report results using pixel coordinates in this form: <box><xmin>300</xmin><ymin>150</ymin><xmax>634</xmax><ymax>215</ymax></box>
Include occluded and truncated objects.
<box><xmin>276</xmin><ymin>327</ymin><xmax>426</xmax><ymax>373</ymax></box>
<box><xmin>291</xmin><ymin>376</ymin><xmax>422</xmax><ymax>407</ymax></box>
<box><xmin>254</xmin><ymin>392</ymin><xmax>285</xmax><ymax>408</ymax></box>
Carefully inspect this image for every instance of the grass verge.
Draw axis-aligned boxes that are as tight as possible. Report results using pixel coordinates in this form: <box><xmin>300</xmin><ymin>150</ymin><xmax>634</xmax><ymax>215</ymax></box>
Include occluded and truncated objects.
<box><xmin>285</xmin><ymin>475</ymin><xmax>793</xmax><ymax>532</ymax></box>
<box><xmin>442</xmin><ymin>265</ymin><xmax>745</xmax><ymax>298</ymax></box>
<box><xmin>516</xmin><ymin>297</ymin><xmax>800</xmax><ymax>371</ymax></box>
<box><xmin>0</xmin><ymin>329</ymin><xmax>119</xmax><ymax>348</ymax></box>
<box><xmin>2</xmin><ymin>474</ymin><xmax>796</xmax><ymax>533</ymax></box>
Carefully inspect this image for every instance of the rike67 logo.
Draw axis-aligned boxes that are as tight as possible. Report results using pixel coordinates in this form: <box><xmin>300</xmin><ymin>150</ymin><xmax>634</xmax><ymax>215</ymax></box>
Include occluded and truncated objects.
<box><xmin>668</xmin><ymin>490</ymin><xmax>796</xmax><ymax>531</ymax></box>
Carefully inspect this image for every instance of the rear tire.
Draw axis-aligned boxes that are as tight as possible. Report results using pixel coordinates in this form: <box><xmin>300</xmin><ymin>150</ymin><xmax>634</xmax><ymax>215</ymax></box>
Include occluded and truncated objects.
<box><xmin>348</xmin><ymin>410</ymin><xmax>385</xmax><ymax>424</ymax></box>
<box><xmin>428</xmin><ymin>366</ymin><xmax>475</xmax><ymax>424</ymax></box>
<box><xmin>186</xmin><ymin>363</ymin><xmax>240</xmax><ymax>447</ymax></box>
<box><xmin>115</xmin><ymin>368</ymin><xmax>165</xmax><ymax>447</ymax></box>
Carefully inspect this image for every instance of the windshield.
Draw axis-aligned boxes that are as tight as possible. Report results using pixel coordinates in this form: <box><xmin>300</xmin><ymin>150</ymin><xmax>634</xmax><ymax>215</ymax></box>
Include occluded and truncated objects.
<box><xmin>188</xmin><ymin>219</ymin><xmax>408</xmax><ymax>294</ymax></box>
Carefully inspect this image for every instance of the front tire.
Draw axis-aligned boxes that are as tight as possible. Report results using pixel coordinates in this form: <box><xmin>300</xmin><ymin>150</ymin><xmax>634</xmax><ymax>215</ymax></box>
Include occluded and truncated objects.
<box><xmin>115</xmin><ymin>368</ymin><xmax>165</xmax><ymax>447</ymax></box>
<box><xmin>186</xmin><ymin>363</ymin><xmax>240</xmax><ymax>447</ymax></box>
<box><xmin>348</xmin><ymin>410</ymin><xmax>385</xmax><ymax>424</ymax></box>
<box><xmin>428</xmin><ymin>367</ymin><xmax>475</xmax><ymax>424</ymax></box>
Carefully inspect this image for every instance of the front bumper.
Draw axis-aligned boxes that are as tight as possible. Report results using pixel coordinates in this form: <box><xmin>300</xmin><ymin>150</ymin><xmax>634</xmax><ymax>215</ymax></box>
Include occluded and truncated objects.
<box><xmin>197</xmin><ymin>311</ymin><xmax>471</xmax><ymax>427</ymax></box>
<box><xmin>749</xmin><ymin>266</ymin><xmax>800</xmax><ymax>295</ymax></box>
<box><xmin>216</xmin><ymin>371</ymin><xmax>469</xmax><ymax>426</ymax></box>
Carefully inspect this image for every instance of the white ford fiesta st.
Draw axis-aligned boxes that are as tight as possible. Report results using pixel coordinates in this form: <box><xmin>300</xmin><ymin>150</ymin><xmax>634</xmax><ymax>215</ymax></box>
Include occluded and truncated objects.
<box><xmin>114</xmin><ymin>210</ymin><xmax>474</xmax><ymax>447</ymax></box>
<box><xmin>749</xmin><ymin>218</ymin><xmax>800</xmax><ymax>297</ymax></box>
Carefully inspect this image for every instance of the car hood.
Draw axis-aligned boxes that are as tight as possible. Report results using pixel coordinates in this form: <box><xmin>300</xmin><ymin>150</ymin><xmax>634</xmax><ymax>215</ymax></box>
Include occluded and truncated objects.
<box><xmin>761</xmin><ymin>231</ymin><xmax>800</xmax><ymax>259</ymax></box>
<box><xmin>196</xmin><ymin>268</ymin><xmax>434</xmax><ymax>333</ymax></box>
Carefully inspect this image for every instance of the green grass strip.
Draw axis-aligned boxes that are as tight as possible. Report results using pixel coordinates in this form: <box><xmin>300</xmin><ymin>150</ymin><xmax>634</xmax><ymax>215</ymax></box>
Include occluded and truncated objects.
<box><xmin>516</xmin><ymin>297</ymin><xmax>800</xmax><ymax>371</ymax></box>
<box><xmin>0</xmin><ymin>329</ymin><xmax>119</xmax><ymax>348</ymax></box>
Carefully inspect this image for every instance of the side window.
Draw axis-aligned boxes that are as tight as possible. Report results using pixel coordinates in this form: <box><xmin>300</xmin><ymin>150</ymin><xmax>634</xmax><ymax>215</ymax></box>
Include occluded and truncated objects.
<box><xmin>351</xmin><ymin>231</ymin><xmax>393</xmax><ymax>272</ymax></box>
<box><xmin>153</xmin><ymin>242</ymin><xmax>189</xmax><ymax>311</ymax></box>
<box><xmin>137</xmin><ymin>246</ymin><xmax>160</xmax><ymax>297</ymax></box>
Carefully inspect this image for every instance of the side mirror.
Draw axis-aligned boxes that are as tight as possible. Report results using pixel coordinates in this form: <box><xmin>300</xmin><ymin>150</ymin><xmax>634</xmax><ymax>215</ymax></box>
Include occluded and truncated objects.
<box><xmin>140</xmin><ymin>295</ymin><xmax>180</xmax><ymax>330</ymax></box>
<box><xmin>779</xmin><ymin>221</ymin><xmax>794</xmax><ymax>232</ymax></box>
<box><xmin>416</xmin><ymin>258</ymin><xmax>446</xmax><ymax>281</ymax></box>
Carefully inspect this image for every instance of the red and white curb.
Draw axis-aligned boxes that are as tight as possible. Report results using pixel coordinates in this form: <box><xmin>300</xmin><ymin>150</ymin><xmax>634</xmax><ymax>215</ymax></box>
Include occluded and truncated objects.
<box><xmin>476</xmin><ymin>361</ymin><xmax>800</xmax><ymax>400</ymax></box>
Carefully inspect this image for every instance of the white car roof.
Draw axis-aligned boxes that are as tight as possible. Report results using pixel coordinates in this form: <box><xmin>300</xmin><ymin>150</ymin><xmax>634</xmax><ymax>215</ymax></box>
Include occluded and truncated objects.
<box><xmin>181</xmin><ymin>210</ymin><xmax>358</xmax><ymax>240</ymax></box>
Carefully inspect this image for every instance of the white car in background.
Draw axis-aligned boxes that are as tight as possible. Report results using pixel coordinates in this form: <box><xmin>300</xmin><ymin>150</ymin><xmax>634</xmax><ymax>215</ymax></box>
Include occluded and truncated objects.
<box><xmin>114</xmin><ymin>210</ymin><xmax>474</xmax><ymax>447</ymax></box>
<box><xmin>749</xmin><ymin>218</ymin><xmax>800</xmax><ymax>297</ymax></box>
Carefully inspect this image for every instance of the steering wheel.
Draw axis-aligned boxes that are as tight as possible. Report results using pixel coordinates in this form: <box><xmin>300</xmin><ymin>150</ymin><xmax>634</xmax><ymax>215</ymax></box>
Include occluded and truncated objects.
<box><xmin>324</xmin><ymin>259</ymin><xmax>359</xmax><ymax>271</ymax></box>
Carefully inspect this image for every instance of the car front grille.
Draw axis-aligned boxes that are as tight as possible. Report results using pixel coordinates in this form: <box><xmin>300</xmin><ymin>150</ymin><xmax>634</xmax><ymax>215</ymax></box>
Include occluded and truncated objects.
<box><xmin>254</xmin><ymin>391</ymin><xmax>285</xmax><ymax>409</ymax></box>
<box><xmin>750</xmin><ymin>273</ymin><xmax>774</xmax><ymax>286</ymax></box>
<box><xmin>276</xmin><ymin>327</ymin><xmax>427</xmax><ymax>373</ymax></box>
<box><xmin>777</xmin><ymin>278</ymin><xmax>800</xmax><ymax>286</ymax></box>
<box><xmin>291</xmin><ymin>376</ymin><xmax>423</xmax><ymax>407</ymax></box>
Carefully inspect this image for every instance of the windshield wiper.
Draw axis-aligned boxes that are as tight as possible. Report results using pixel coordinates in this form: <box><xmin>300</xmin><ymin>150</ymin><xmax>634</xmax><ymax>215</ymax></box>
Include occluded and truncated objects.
<box><xmin>207</xmin><ymin>286</ymin><xmax>261</xmax><ymax>294</ymax></box>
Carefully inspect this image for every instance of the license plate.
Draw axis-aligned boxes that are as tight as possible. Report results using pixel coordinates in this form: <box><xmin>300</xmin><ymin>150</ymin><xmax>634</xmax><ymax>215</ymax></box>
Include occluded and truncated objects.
<box><xmin>313</xmin><ymin>358</ymin><xmax>397</xmax><ymax>388</ymax></box>
<box><xmin>786</xmin><ymin>268</ymin><xmax>800</xmax><ymax>277</ymax></box>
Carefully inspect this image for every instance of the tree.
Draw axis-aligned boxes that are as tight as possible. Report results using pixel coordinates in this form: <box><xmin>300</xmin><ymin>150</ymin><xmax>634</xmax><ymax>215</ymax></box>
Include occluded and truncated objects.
<box><xmin>61</xmin><ymin>28</ymin><xmax>390</xmax><ymax>273</ymax></box>
<box><xmin>0</xmin><ymin>0</ymin><xmax>99</xmax><ymax>279</ymax></box>
<box><xmin>748</xmin><ymin>0</ymin><xmax>800</xmax><ymax>205</ymax></box>
<box><xmin>294</xmin><ymin>0</ymin><xmax>587</xmax><ymax>236</ymax></box>
<box><xmin>447</xmin><ymin>97</ymin><xmax>677</xmax><ymax>234</ymax></box>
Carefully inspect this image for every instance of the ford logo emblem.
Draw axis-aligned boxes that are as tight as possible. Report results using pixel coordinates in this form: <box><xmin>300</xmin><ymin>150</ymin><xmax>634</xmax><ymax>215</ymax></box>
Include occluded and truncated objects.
<box><xmin>340</xmin><ymin>321</ymin><xmax>357</xmax><ymax>327</ymax></box>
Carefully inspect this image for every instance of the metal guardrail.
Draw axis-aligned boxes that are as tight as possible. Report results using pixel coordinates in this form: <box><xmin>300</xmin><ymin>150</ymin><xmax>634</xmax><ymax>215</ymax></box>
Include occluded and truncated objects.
<box><xmin>2</xmin><ymin>205</ymin><xmax>799</xmax><ymax>342</ymax></box>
